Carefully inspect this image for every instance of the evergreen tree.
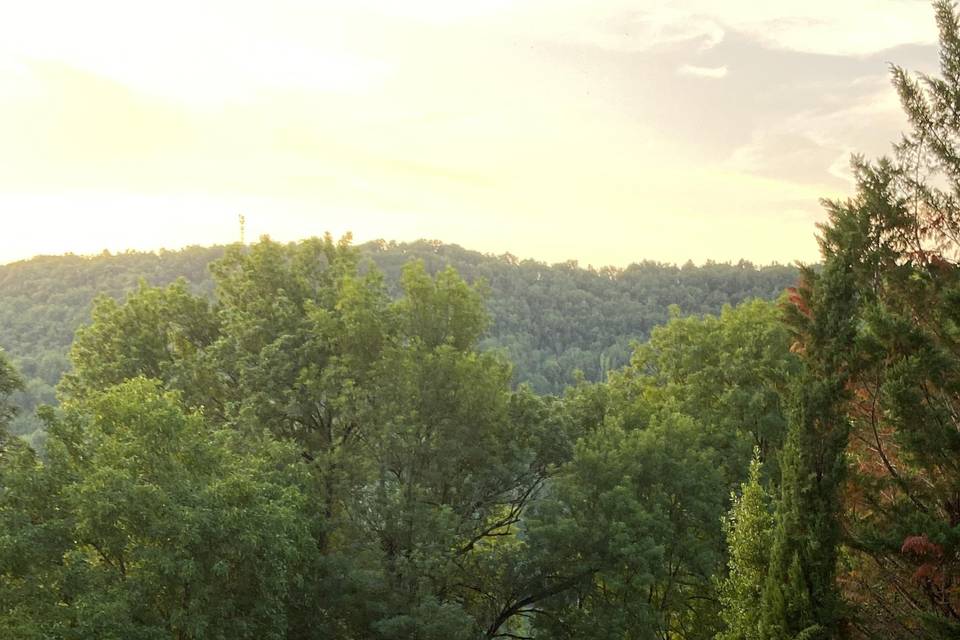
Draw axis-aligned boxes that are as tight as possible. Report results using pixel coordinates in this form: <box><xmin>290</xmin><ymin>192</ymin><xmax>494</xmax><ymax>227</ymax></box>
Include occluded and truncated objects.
<box><xmin>760</xmin><ymin>190</ymin><xmax>866</xmax><ymax>639</ymax></box>
<box><xmin>836</xmin><ymin>2</ymin><xmax>960</xmax><ymax>634</ymax></box>
<box><xmin>760</xmin><ymin>4</ymin><xmax>960</xmax><ymax>635</ymax></box>
<box><xmin>719</xmin><ymin>452</ymin><xmax>774</xmax><ymax>640</ymax></box>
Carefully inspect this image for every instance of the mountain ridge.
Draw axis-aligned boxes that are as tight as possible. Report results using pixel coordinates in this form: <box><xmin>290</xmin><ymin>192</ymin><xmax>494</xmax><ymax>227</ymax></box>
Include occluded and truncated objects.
<box><xmin>0</xmin><ymin>237</ymin><xmax>800</xmax><ymax>445</ymax></box>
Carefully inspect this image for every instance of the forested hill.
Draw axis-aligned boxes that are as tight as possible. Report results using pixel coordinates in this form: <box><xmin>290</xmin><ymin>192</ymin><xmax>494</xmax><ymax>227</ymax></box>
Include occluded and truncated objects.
<box><xmin>367</xmin><ymin>240</ymin><xmax>798</xmax><ymax>389</ymax></box>
<box><xmin>0</xmin><ymin>239</ymin><xmax>797</xmax><ymax>441</ymax></box>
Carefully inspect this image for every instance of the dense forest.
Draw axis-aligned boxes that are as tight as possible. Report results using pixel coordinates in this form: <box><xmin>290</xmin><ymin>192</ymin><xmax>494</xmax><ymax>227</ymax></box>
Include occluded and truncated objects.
<box><xmin>0</xmin><ymin>235</ymin><xmax>799</xmax><ymax>640</ymax></box>
<box><xmin>0</xmin><ymin>242</ymin><xmax>796</xmax><ymax>446</ymax></box>
<box><xmin>4</xmin><ymin>2</ymin><xmax>960</xmax><ymax>639</ymax></box>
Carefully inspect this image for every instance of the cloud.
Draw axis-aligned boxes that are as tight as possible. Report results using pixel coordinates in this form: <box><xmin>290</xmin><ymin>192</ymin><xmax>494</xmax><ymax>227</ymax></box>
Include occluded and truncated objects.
<box><xmin>677</xmin><ymin>64</ymin><xmax>728</xmax><ymax>78</ymax></box>
<box><xmin>562</xmin><ymin>10</ymin><xmax>725</xmax><ymax>53</ymax></box>
<box><xmin>724</xmin><ymin>73</ymin><xmax>907</xmax><ymax>188</ymax></box>
<box><xmin>492</xmin><ymin>0</ymin><xmax>936</xmax><ymax>57</ymax></box>
<box><xmin>727</xmin><ymin>2</ymin><xmax>936</xmax><ymax>56</ymax></box>
<box><xmin>452</xmin><ymin>0</ymin><xmax>724</xmax><ymax>54</ymax></box>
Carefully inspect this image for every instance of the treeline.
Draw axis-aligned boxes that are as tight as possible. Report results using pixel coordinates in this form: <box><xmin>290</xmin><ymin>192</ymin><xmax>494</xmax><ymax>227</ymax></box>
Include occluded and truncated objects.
<box><xmin>0</xmin><ymin>247</ymin><xmax>224</xmax><ymax>446</ymax></box>
<box><xmin>0</xmin><ymin>241</ymin><xmax>796</xmax><ymax>445</ymax></box>
<box><xmin>368</xmin><ymin>242</ymin><xmax>797</xmax><ymax>393</ymax></box>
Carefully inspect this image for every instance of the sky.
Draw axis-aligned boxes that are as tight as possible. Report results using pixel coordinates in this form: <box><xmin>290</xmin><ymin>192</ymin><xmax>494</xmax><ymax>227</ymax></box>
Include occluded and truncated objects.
<box><xmin>0</xmin><ymin>0</ymin><xmax>943</xmax><ymax>267</ymax></box>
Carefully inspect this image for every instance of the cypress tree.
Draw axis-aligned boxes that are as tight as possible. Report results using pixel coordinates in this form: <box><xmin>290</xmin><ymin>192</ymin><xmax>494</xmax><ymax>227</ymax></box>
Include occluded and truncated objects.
<box><xmin>760</xmin><ymin>191</ymin><xmax>871</xmax><ymax>639</ymax></box>
<box><xmin>719</xmin><ymin>451</ymin><xmax>774</xmax><ymax>640</ymax></box>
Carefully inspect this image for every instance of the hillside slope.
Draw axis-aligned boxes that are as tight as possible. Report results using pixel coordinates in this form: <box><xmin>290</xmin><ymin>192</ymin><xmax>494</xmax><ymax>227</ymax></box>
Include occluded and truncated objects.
<box><xmin>0</xmin><ymin>239</ymin><xmax>798</xmax><ymax>442</ymax></box>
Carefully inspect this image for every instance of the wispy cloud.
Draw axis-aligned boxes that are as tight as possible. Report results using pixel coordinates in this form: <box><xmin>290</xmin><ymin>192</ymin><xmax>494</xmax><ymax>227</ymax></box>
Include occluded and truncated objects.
<box><xmin>494</xmin><ymin>0</ymin><xmax>936</xmax><ymax>57</ymax></box>
<box><xmin>677</xmin><ymin>64</ymin><xmax>728</xmax><ymax>79</ymax></box>
<box><xmin>724</xmin><ymin>74</ymin><xmax>905</xmax><ymax>188</ymax></box>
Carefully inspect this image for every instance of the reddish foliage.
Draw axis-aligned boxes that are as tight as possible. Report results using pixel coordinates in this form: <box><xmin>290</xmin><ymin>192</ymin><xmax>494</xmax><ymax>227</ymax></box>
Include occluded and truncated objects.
<box><xmin>785</xmin><ymin>286</ymin><xmax>811</xmax><ymax>318</ymax></box>
<box><xmin>901</xmin><ymin>534</ymin><xmax>948</xmax><ymax>587</ymax></box>
<box><xmin>901</xmin><ymin>534</ymin><xmax>943</xmax><ymax>559</ymax></box>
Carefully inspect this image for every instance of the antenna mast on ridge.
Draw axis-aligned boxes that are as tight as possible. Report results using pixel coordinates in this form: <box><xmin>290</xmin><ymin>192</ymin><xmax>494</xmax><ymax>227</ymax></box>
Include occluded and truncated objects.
<box><xmin>239</xmin><ymin>214</ymin><xmax>246</xmax><ymax>245</ymax></box>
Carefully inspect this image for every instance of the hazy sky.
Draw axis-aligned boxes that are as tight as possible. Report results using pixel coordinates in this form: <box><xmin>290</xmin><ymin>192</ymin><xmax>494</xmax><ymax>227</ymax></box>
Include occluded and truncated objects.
<box><xmin>0</xmin><ymin>0</ymin><xmax>942</xmax><ymax>267</ymax></box>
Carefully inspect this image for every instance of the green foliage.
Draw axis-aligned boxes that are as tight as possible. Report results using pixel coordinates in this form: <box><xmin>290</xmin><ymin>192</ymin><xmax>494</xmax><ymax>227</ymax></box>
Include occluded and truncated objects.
<box><xmin>760</xmin><ymin>223</ymin><xmax>861</xmax><ymax>640</ymax></box>
<box><xmin>62</xmin><ymin>280</ymin><xmax>219</xmax><ymax>405</ymax></box>
<box><xmin>0</xmin><ymin>349</ymin><xmax>23</xmax><ymax>439</ymax></box>
<box><xmin>614</xmin><ymin>300</ymin><xmax>797</xmax><ymax>487</ymax></box>
<box><xmin>493</xmin><ymin>302</ymin><xmax>798</xmax><ymax>640</ymax></box>
<box><xmin>0</xmin><ymin>231</ymin><xmax>803</xmax><ymax>639</ymax></box>
<box><xmin>0</xmin><ymin>378</ymin><xmax>315</xmax><ymax>639</ymax></box>
<box><xmin>718</xmin><ymin>453</ymin><xmax>774</xmax><ymax>640</ymax></box>
<box><xmin>527</xmin><ymin>414</ymin><xmax>726</xmax><ymax>640</ymax></box>
<box><xmin>0</xmin><ymin>240</ymin><xmax>798</xmax><ymax>438</ymax></box>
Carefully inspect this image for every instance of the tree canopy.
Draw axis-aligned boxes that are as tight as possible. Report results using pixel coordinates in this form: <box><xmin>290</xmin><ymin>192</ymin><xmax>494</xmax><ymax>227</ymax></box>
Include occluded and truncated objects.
<box><xmin>0</xmin><ymin>232</ymin><xmax>795</xmax><ymax>639</ymax></box>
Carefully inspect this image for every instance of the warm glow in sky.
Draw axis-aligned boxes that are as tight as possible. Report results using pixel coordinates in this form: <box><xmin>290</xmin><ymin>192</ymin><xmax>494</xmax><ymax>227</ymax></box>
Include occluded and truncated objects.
<box><xmin>0</xmin><ymin>0</ymin><xmax>942</xmax><ymax>266</ymax></box>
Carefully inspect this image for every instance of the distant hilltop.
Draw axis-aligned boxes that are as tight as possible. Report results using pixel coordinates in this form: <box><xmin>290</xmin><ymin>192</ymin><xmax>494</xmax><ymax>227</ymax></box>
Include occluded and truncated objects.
<box><xmin>0</xmin><ymin>237</ymin><xmax>799</xmax><ymax>443</ymax></box>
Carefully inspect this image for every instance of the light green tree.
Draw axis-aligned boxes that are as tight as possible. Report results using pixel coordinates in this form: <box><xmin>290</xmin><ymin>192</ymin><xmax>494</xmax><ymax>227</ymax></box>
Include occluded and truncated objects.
<box><xmin>718</xmin><ymin>452</ymin><xmax>774</xmax><ymax>640</ymax></box>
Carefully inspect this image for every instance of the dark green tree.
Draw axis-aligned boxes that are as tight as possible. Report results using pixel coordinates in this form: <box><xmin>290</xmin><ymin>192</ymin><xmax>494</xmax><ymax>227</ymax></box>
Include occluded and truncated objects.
<box><xmin>1</xmin><ymin>378</ymin><xmax>316</xmax><ymax>639</ymax></box>
<box><xmin>526</xmin><ymin>413</ymin><xmax>726</xmax><ymax>640</ymax></box>
<box><xmin>833</xmin><ymin>2</ymin><xmax>960</xmax><ymax>636</ymax></box>
<box><xmin>759</xmin><ymin>195</ymin><xmax>864</xmax><ymax>639</ymax></box>
<box><xmin>755</xmin><ymin>4</ymin><xmax>960</xmax><ymax>638</ymax></box>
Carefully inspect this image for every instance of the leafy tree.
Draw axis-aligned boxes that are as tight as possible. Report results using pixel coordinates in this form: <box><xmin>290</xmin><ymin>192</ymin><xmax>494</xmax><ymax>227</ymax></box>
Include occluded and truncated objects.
<box><xmin>1</xmin><ymin>378</ymin><xmax>316</xmax><ymax>640</ymax></box>
<box><xmin>526</xmin><ymin>414</ymin><xmax>726</xmax><ymax>640</ymax></box>
<box><xmin>47</xmin><ymin>236</ymin><xmax>575</xmax><ymax>638</ymax></box>
<box><xmin>62</xmin><ymin>280</ymin><xmax>220</xmax><ymax>408</ymax></box>
<box><xmin>476</xmin><ymin>299</ymin><xmax>798</xmax><ymax>640</ymax></box>
<box><xmin>0</xmin><ymin>349</ymin><xmax>22</xmax><ymax>442</ymax></box>
<box><xmin>613</xmin><ymin>300</ymin><xmax>797</xmax><ymax>487</ymax></box>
